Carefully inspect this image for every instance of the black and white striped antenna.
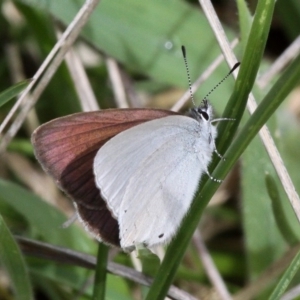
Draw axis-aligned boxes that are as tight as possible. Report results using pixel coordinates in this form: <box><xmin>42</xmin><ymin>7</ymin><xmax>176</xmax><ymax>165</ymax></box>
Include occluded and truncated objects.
<box><xmin>181</xmin><ymin>45</ymin><xmax>240</xmax><ymax>106</ymax></box>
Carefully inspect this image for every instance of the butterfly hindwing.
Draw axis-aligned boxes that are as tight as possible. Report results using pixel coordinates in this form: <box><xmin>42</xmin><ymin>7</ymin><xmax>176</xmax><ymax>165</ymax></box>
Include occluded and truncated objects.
<box><xmin>32</xmin><ymin>109</ymin><xmax>177</xmax><ymax>246</ymax></box>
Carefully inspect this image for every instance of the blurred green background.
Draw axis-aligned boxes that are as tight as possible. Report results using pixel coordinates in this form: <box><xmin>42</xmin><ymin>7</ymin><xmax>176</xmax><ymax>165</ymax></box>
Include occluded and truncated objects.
<box><xmin>0</xmin><ymin>0</ymin><xmax>300</xmax><ymax>299</ymax></box>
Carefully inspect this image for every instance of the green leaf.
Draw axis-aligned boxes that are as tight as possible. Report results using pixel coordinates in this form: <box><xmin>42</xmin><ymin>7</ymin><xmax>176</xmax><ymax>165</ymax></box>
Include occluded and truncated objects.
<box><xmin>265</xmin><ymin>173</ymin><xmax>299</xmax><ymax>246</ymax></box>
<box><xmin>0</xmin><ymin>214</ymin><xmax>33</xmax><ymax>300</ymax></box>
<box><xmin>0</xmin><ymin>179</ymin><xmax>94</xmax><ymax>253</ymax></box>
<box><xmin>7</xmin><ymin>139</ymin><xmax>34</xmax><ymax>156</ymax></box>
<box><xmin>269</xmin><ymin>249</ymin><xmax>300</xmax><ymax>300</ymax></box>
<box><xmin>236</xmin><ymin>0</ymin><xmax>253</xmax><ymax>53</ymax></box>
<box><xmin>17</xmin><ymin>0</ymin><xmax>236</xmax><ymax>112</ymax></box>
<box><xmin>242</xmin><ymin>136</ymin><xmax>286</xmax><ymax>279</ymax></box>
<box><xmin>0</xmin><ymin>80</ymin><xmax>30</xmax><ymax>108</ymax></box>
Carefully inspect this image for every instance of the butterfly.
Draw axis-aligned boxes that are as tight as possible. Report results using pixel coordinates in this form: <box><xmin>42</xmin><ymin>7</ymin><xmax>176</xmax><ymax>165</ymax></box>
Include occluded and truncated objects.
<box><xmin>32</xmin><ymin>47</ymin><xmax>239</xmax><ymax>251</ymax></box>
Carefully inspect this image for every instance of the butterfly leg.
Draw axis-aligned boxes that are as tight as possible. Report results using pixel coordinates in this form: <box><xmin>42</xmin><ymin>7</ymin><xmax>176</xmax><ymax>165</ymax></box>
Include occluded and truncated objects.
<box><xmin>205</xmin><ymin>168</ymin><xmax>222</xmax><ymax>183</ymax></box>
<box><xmin>210</xmin><ymin>137</ymin><xmax>225</xmax><ymax>161</ymax></box>
<box><xmin>213</xmin><ymin>145</ymin><xmax>225</xmax><ymax>160</ymax></box>
<box><xmin>210</xmin><ymin>117</ymin><xmax>235</xmax><ymax>160</ymax></box>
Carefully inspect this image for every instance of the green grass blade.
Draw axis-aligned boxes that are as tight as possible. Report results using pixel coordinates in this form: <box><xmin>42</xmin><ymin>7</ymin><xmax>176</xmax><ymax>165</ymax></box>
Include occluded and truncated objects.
<box><xmin>217</xmin><ymin>0</ymin><xmax>276</xmax><ymax>156</ymax></box>
<box><xmin>92</xmin><ymin>243</ymin><xmax>109</xmax><ymax>300</ymax></box>
<box><xmin>241</xmin><ymin>136</ymin><xmax>286</xmax><ymax>278</ymax></box>
<box><xmin>236</xmin><ymin>0</ymin><xmax>253</xmax><ymax>52</ymax></box>
<box><xmin>0</xmin><ymin>214</ymin><xmax>33</xmax><ymax>300</ymax></box>
<box><xmin>269</xmin><ymin>249</ymin><xmax>300</xmax><ymax>300</ymax></box>
<box><xmin>0</xmin><ymin>80</ymin><xmax>30</xmax><ymax>108</ymax></box>
<box><xmin>265</xmin><ymin>173</ymin><xmax>299</xmax><ymax>246</ymax></box>
<box><xmin>212</xmin><ymin>52</ymin><xmax>300</xmax><ymax>203</ymax></box>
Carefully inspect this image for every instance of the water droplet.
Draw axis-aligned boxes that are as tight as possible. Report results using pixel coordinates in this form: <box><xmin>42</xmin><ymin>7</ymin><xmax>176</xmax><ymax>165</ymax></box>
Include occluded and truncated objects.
<box><xmin>164</xmin><ymin>41</ymin><xmax>174</xmax><ymax>50</ymax></box>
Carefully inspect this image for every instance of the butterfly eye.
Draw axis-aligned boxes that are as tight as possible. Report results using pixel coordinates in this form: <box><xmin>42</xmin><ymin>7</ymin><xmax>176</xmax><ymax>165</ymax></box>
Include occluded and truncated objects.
<box><xmin>201</xmin><ymin>111</ymin><xmax>209</xmax><ymax>121</ymax></box>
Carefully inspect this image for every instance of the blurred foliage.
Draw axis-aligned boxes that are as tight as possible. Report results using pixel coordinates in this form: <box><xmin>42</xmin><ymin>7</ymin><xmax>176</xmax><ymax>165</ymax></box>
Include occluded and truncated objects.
<box><xmin>0</xmin><ymin>0</ymin><xmax>300</xmax><ymax>299</ymax></box>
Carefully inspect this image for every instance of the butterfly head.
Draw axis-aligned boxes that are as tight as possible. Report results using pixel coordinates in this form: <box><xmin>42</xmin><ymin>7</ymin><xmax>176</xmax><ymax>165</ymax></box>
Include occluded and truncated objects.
<box><xmin>188</xmin><ymin>99</ymin><xmax>213</xmax><ymax>123</ymax></box>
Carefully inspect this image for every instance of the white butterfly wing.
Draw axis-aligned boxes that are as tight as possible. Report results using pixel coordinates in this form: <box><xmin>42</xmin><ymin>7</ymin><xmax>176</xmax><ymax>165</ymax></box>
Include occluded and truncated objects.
<box><xmin>94</xmin><ymin>115</ymin><xmax>215</xmax><ymax>250</ymax></box>
<box><xmin>94</xmin><ymin>116</ymin><xmax>191</xmax><ymax>218</ymax></box>
<box><xmin>119</xmin><ymin>137</ymin><xmax>206</xmax><ymax>250</ymax></box>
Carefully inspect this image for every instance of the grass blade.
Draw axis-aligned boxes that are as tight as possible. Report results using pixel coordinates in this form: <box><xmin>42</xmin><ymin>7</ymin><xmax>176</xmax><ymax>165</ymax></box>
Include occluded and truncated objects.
<box><xmin>92</xmin><ymin>243</ymin><xmax>109</xmax><ymax>300</ymax></box>
<box><xmin>0</xmin><ymin>214</ymin><xmax>33</xmax><ymax>300</ymax></box>
<box><xmin>269</xmin><ymin>250</ymin><xmax>300</xmax><ymax>300</ymax></box>
<box><xmin>0</xmin><ymin>80</ymin><xmax>30</xmax><ymax>108</ymax></box>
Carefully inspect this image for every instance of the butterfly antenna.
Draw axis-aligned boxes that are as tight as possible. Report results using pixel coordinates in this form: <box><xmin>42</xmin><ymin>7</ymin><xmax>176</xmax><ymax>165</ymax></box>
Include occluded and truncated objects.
<box><xmin>181</xmin><ymin>45</ymin><xmax>196</xmax><ymax>107</ymax></box>
<box><xmin>202</xmin><ymin>61</ymin><xmax>241</xmax><ymax>103</ymax></box>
